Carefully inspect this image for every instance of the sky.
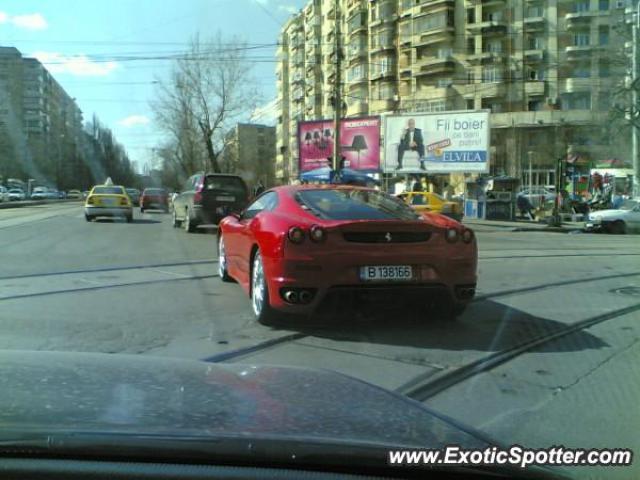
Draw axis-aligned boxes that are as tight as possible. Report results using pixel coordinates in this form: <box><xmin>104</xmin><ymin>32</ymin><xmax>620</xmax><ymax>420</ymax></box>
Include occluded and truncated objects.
<box><xmin>1</xmin><ymin>0</ymin><xmax>306</xmax><ymax>171</ymax></box>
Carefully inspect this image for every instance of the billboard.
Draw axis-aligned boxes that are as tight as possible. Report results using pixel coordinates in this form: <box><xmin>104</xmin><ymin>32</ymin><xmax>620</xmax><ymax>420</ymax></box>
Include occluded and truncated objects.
<box><xmin>383</xmin><ymin>111</ymin><xmax>490</xmax><ymax>174</ymax></box>
<box><xmin>298</xmin><ymin>116</ymin><xmax>381</xmax><ymax>173</ymax></box>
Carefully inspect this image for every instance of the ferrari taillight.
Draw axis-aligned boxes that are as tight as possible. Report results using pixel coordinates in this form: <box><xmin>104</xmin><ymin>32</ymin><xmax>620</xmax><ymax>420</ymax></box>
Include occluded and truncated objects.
<box><xmin>288</xmin><ymin>226</ymin><xmax>305</xmax><ymax>244</ymax></box>
<box><xmin>309</xmin><ymin>225</ymin><xmax>326</xmax><ymax>242</ymax></box>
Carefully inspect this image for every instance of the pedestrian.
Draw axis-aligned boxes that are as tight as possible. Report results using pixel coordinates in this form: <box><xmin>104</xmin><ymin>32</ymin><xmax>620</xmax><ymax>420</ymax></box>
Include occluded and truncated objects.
<box><xmin>411</xmin><ymin>177</ymin><xmax>422</xmax><ymax>192</ymax></box>
<box><xmin>517</xmin><ymin>194</ymin><xmax>535</xmax><ymax>220</ymax></box>
<box><xmin>254</xmin><ymin>180</ymin><xmax>265</xmax><ymax>197</ymax></box>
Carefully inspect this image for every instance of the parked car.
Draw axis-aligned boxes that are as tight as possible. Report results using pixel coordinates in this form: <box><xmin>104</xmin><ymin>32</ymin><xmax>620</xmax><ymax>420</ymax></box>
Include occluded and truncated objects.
<box><xmin>396</xmin><ymin>191</ymin><xmax>463</xmax><ymax>221</ymax></box>
<box><xmin>585</xmin><ymin>199</ymin><xmax>640</xmax><ymax>234</ymax></box>
<box><xmin>140</xmin><ymin>188</ymin><xmax>169</xmax><ymax>213</ymax></box>
<box><xmin>82</xmin><ymin>190</ymin><xmax>90</xmax><ymax>199</ymax></box>
<box><xmin>30</xmin><ymin>187</ymin><xmax>49</xmax><ymax>200</ymax></box>
<box><xmin>67</xmin><ymin>190</ymin><xmax>82</xmax><ymax>199</ymax></box>
<box><xmin>172</xmin><ymin>173</ymin><xmax>250</xmax><ymax>232</ymax></box>
<box><xmin>0</xmin><ymin>186</ymin><xmax>9</xmax><ymax>202</ymax></box>
<box><xmin>126</xmin><ymin>188</ymin><xmax>141</xmax><ymax>206</ymax></box>
<box><xmin>517</xmin><ymin>186</ymin><xmax>557</xmax><ymax>208</ymax></box>
<box><xmin>217</xmin><ymin>185</ymin><xmax>477</xmax><ymax>325</ymax></box>
<box><xmin>8</xmin><ymin>188</ymin><xmax>26</xmax><ymax>201</ymax></box>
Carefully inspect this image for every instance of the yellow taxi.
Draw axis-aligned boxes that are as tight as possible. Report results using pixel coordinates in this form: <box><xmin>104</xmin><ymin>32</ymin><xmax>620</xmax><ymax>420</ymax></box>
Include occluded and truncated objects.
<box><xmin>84</xmin><ymin>181</ymin><xmax>133</xmax><ymax>222</ymax></box>
<box><xmin>396</xmin><ymin>191</ymin><xmax>463</xmax><ymax>221</ymax></box>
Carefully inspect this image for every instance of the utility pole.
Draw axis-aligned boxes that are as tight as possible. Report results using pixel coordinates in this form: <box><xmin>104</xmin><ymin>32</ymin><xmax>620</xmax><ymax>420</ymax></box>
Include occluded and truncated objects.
<box><xmin>632</xmin><ymin>1</ymin><xmax>639</xmax><ymax>196</ymax></box>
<box><xmin>332</xmin><ymin>0</ymin><xmax>341</xmax><ymax>172</ymax></box>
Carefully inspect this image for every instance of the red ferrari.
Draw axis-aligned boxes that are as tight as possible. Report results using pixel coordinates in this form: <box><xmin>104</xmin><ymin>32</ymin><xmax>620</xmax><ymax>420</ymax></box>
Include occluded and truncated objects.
<box><xmin>217</xmin><ymin>185</ymin><xmax>477</xmax><ymax>325</ymax></box>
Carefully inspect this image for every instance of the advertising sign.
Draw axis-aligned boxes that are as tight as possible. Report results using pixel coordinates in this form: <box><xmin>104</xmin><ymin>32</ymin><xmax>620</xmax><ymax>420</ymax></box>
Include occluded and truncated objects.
<box><xmin>383</xmin><ymin>111</ymin><xmax>490</xmax><ymax>174</ymax></box>
<box><xmin>298</xmin><ymin>116</ymin><xmax>381</xmax><ymax>173</ymax></box>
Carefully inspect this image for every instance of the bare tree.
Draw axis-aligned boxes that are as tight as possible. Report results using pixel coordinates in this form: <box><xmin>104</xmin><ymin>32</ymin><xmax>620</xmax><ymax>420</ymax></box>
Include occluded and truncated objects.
<box><xmin>152</xmin><ymin>33</ymin><xmax>260</xmax><ymax>174</ymax></box>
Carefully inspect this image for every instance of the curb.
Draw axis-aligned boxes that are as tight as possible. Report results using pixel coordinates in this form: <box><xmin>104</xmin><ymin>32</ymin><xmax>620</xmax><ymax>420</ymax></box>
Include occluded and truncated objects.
<box><xmin>0</xmin><ymin>199</ymin><xmax>80</xmax><ymax>210</ymax></box>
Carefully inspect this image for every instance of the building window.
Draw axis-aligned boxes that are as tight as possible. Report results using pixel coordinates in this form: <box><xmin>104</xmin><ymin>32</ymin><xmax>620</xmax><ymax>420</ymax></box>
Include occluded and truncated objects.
<box><xmin>467</xmin><ymin>38</ymin><xmax>475</xmax><ymax>54</ymax></box>
<box><xmin>482</xmin><ymin>66</ymin><xmax>503</xmax><ymax>83</ymax></box>
<box><xmin>415</xmin><ymin>11</ymin><xmax>453</xmax><ymax>32</ymax></box>
<box><xmin>575</xmin><ymin>1</ymin><xmax>589</xmax><ymax>12</ymax></box>
<box><xmin>467</xmin><ymin>8</ymin><xmax>475</xmax><ymax>24</ymax></box>
<box><xmin>598</xmin><ymin>93</ymin><xmax>611</xmax><ymax>110</ymax></box>
<box><xmin>347</xmin><ymin>64</ymin><xmax>364</xmax><ymax>81</ymax></box>
<box><xmin>528</xmin><ymin>36</ymin><xmax>544</xmax><ymax>50</ymax></box>
<box><xmin>528</xmin><ymin>100</ymin><xmax>544</xmax><ymax>111</ymax></box>
<box><xmin>484</xmin><ymin>10</ymin><xmax>503</xmax><ymax>22</ymax></box>
<box><xmin>527</xmin><ymin>5</ymin><xmax>544</xmax><ymax>17</ymax></box>
<box><xmin>572</xmin><ymin>65</ymin><xmax>590</xmax><ymax>78</ymax></box>
<box><xmin>466</xmin><ymin>99</ymin><xmax>475</xmax><ymax>110</ymax></box>
<box><xmin>528</xmin><ymin>68</ymin><xmax>544</xmax><ymax>80</ymax></box>
<box><xmin>467</xmin><ymin>71</ymin><xmax>475</xmax><ymax>84</ymax></box>
<box><xmin>486</xmin><ymin>40</ymin><xmax>502</xmax><ymax>53</ymax></box>
<box><xmin>573</xmin><ymin>33</ymin><xmax>590</xmax><ymax>46</ymax></box>
<box><xmin>348</xmin><ymin>12</ymin><xmax>366</xmax><ymax>34</ymax></box>
<box><xmin>399</xmin><ymin>21</ymin><xmax>411</xmax><ymax>40</ymax></box>
<box><xmin>599</xmin><ymin>26</ymin><xmax>609</xmax><ymax>45</ymax></box>
<box><xmin>437</xmin><ymin>78</ymin><xmax>453</xmax><ymax>88</ymax></box>
<box><xmin>599</xmin><ymin>60</ymin><xmax>610</xmax><ymax>77</ymax></box>
<box><xmin>599</xmin><ymin>0</ymin><xmax>610</xmax><ymax>10</ymax></box>
<box><xmin>561</xmin><ymin>92</ymin><xmax>591</xmax><ymax>110</ymax></box>
<box><xmin>437</xmin><ymin>47</ymin><xmax>453</xmax><ymax>59</ymax></box>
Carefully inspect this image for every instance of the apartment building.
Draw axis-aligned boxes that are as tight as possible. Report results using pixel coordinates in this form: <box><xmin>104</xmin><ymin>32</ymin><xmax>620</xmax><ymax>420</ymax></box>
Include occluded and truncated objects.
<box><xmin>0</xmin><ymin>46</ymin><xmax>83</xmax><ymax>188</ymax></box>
<box><xmin>276</xmin><ymin>0</ymin><xmax>632</xmax><ymax>187</ymax></box>
<box><xmin>223</xmin><ymin>123</ymin><xmax>276</xmax><ymax>189</ymax></box>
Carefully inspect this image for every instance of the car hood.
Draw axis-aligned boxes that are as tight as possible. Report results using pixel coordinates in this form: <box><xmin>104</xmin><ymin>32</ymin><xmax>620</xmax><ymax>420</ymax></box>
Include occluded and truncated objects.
<box><xmin>589</xmin><ymin>209</ymin><xmax>627</xmax><ymax>219</ymax></box>
<box><xmin>0</xmin><ymin>350</ymin><xmax>492</xmax><ymax>449</ymax></box>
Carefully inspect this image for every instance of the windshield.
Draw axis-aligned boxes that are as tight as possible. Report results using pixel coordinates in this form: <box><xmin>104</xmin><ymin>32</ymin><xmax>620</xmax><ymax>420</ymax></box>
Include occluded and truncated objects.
<box><xmin>92</xmin><ymin>186</ymin><xmax>124</xmax><ymax>195</ymax></box>
<box><xmin>0</xmin><ymin>2</ymin><xmax>637</xmax><ymax>478</ymax></box>
<box><xmin>143</xmin><ymin>188</ymin><xmax>166</xmax><ymax>195</ymax></box>
<box><xmin>619</xmin><ymin>200</ymin><xmax>639</xmax><ymax>211</ymax></box>
<box><xmin>297</xmin><ymin>189</ymin><xmax>420</xmax><ymax>221</ymax></box>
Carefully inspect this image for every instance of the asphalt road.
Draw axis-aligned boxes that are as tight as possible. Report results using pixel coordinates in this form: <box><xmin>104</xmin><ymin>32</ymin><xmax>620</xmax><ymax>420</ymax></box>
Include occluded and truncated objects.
<box><xmin>1</xmin><ymin>202</ymin><xmax>639</xmax><ymax>478</ymax></box>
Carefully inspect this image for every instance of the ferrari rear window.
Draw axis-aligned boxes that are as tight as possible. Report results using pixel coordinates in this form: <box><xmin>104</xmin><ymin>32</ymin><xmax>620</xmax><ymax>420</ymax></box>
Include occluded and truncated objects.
<box><xmin>93</xmin><ymin>187</ymin><xmax>124</xmax><ymax>195</ymax></box>
<box><xmin>296</xmin><ymin>189</ymin><xmax>420</xmax><ymax>221</ymax></box>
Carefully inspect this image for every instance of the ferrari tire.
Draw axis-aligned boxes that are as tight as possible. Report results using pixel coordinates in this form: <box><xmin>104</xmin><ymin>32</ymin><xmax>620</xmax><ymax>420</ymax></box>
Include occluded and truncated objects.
<box><xmin>217</xmin><ymin>236</ymin><xmax>233</xmax><ymax>283</ymax></box>
<box><xmin>251</xmin><ymin>250</ymin><xmax>278</xmax><ymax>326</ymax></box>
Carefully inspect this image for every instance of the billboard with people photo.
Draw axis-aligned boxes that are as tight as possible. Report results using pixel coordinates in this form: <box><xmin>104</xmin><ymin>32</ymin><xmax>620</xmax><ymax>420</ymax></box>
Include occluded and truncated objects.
<box><xmin>298</xmin><ymin>116</ymin><xmax>381</xmax><ymax>173</ymax></box>
<box><xmin>383</xmin><ymin>111</ymin><xmax>490</xmax><ymax>174</ymax></box>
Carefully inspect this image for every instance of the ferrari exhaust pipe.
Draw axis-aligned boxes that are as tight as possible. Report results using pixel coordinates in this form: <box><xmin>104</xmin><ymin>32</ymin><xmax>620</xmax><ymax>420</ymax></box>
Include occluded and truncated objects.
<box><xmin>299</xmin><ymin>290</ymin><xmax>313</xmax><ymax>304</ymax></box>
<box><xmin>283</xmin><ymin>290</ymin><xmax>299</xmax><ymax>304</ymax></box>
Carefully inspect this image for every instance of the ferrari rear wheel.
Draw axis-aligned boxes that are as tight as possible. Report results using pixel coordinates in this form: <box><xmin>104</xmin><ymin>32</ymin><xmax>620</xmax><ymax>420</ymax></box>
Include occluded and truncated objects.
<box><xmin>251</xmin><ymin>251</ymin><xmax>278</xmax><ymax>326</ymax></box>
<box><xmin>217</xmin><ymin>236</ymin><xmax>233</xmax><ymax>283</ymax></box>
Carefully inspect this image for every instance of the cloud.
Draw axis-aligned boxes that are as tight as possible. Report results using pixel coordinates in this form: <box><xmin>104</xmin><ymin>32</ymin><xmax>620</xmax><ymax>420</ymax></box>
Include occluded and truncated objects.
<box><xmin>277</xmin><ymin>5</ymin><xmax>297</xmax><ymax>14</ymax></box>
<box><xmin>32</xmin><ymin>51</ymin><xmax>118</xmax><ymax>77</ymax></box>
<box><xmin>11</xmin><ymin>13</ymin><xmax>47</xmax><ymax>30</ymax></box>
<box><xmin>253</xmin><ymin>0</ymin><xmax>268</xmax><ymax>4</ymax></box>
<box><xmin>0</xmin><ymin>12</ymin><xmax>8</xmax><ymax>24</ymax></box>
<box><xmin>118</xmin><ymin>115</ymin><xmax>151</xmax><ymax>128</ymax></box>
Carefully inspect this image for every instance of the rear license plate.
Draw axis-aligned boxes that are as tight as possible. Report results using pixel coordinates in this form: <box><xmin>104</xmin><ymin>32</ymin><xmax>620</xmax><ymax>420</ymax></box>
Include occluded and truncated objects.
<box><xmin>101</xmin><ymin>198</ymin><xmax>117</xmax><ymax>206</ymax></box>
<box><xmin>216</xmin><ymin>195</ymin><xmax>234</xmax><ymax>202</ymax></box>
<box><xmin>360</xmin><ymin>265</ymin><xmax>413</xmax><ymax>282</ymax></box>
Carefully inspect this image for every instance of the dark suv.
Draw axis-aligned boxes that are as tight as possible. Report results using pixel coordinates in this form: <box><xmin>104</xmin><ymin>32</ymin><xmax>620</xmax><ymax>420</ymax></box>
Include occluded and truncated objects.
<box><xmin>172</xmin><ymin>173</ymin><xmax>249</xmax><ymax>232</ymax></box>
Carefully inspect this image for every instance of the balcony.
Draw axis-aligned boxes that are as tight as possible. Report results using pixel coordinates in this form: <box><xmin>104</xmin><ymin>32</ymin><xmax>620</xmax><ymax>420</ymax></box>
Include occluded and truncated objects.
<box><xmin>465</xmin><ymin>82</ymin><xmax>506</xmax><ymax>98</ymax></box>
<box><xmin>523</xmin><ymin>16</ymin><xmax>545</xmax><ymax>29</ymax></box>
<box><xmin>565</xmin><ymin>45</ymin><xmax>597</xmax><ymax>58</ymax></box>
<box><xmin>414</xmin><ymin>57</ymin><xmax>456</xmax><ymax>77</ymax></box>
<box><xmin>525</xmin><ymin>81</ymin><xmax>545</xmax><ymax>96</ymax></box>
<box><xmin>370</xmin><ymin>69</ymin><xmax>396</xmax><ymax>81</ymax></box>
<box><xmin>466</xmin><ymin>19</ymin><xmax>508</xmax><ymax>35</ymax></box>
<box><xmin>524</xmin><ymin>49</ymin><xmax>545</xmax><ymax>61</ymax></box>
<box><xmin>370</xmin><ymin>15</ymin><xmax>398</xmax><ymax>29</ymax></box>
<box><xmin>562</xmin><ymin>77</ymin><xmax>593</xmax><ymax>93</ymax></box>
<box><xmin>348</xmin><ymin>75</ymin><xmax>368</xmax><ymax>85</ymax></box>
<box><xmin>348</xmin><ymin>24</ymin><xmax>367</xmax><ymax>36</ymax></box>
<box><xmin>346</xmin><ymin>101</ymin><xmax>369</xmax><ymax>116</ymax></box>
<box><xmin>416</xmin><ymin>0</ymin><xmax>454</xmax><ymax>15</ymax></box>
<box><xmin>565</xmin><ymin>13</ymin><xmax>596</xmax><ymax>31</ymax></box>
<box><xmin>370</xmin><ymin>43</ymin><xmax>395</xmax><ymax>54</ymax></box>
<box><xmin>412</xmin><ymin>29</ymin><xmax>455</xmax><ymax>48</ymax></box>
<box><xmin>370</xmin><ymin>98</ymin><xmax>397</xmax><ymax>113</ymax></box>
<box><xmin>467</xmin><ymin>51</ymin><xmax>505</xmax><ymax>64</ymax></box>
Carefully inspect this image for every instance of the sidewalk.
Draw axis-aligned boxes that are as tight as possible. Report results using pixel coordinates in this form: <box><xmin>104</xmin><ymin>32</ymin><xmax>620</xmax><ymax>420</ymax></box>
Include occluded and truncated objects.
<box><xmin>462</xmin><ymin>217</ymin><xmax>584</xmax><ymax>233</ymax></box>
